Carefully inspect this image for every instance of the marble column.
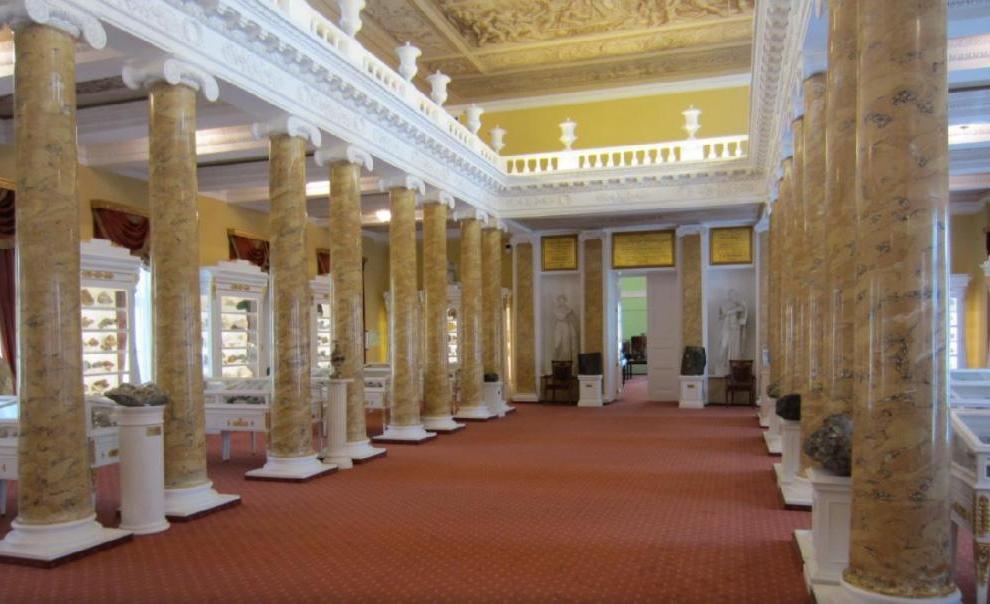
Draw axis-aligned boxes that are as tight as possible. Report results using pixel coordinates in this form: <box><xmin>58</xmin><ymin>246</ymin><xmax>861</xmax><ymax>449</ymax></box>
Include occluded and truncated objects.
<box><xmin>778</xmin><ymin>158</ymin><xmax>795</xmax><ymax>397</ymax></box>
<box><xmin>768</xmin><ymin>198</ymin><xmax>782</xmax><ymax>396</ymax></box>
<box><xmin>124</xmin><ymin>58</ymin><xmax>239</xmax><ymax>518</ymax></box>
<box><xmin>454</xmin><ymin>213</ymin><xmax>495</xmax><ymax>420</ymax></box>
<box><xmin>247</xmin><ymin>120</ymin><xmax>333</xmax><ymax>480</ymax></box>
<box><xmin>789</xmin><ymin>117</ymin><xmax>807</xmax><ymax>406</ymax></box>
<box><xmin>680</xmin><ymin>230</ymin><xmax>704</xmax><ymax>352</ymax></box>
<box><xmin>512</xmin><ymin>238</ymin><xmax>538</xmax><ymax>401</ymax></box>
<box><xmin>319</xmin><ymin>149</ymin><xmax>385</xmax><ymax>461</ymax></box>
<box><xmin>843</xmin><ymin>1</ymin><xmax>957</xmax><ymax>601</ymax></box>
<box><xmin>376</xmin><ymin>181</ymin><xmax>435</xmax><ymax>443</ymax></box>
<box><xmin>421</xmin><ymin>195</ymin><xmax>463</xmax><ymax>432</ymax></box>
<box><xmin>824</xmin><ymin>0</ymin><xmax>856</xmax><ymax>423</ymax></box>
<box><xmin>799</xmin><ymin>73</ymin><xmax>828</xmax><ymax>473</ymax></box>
<box><xmin>0</xmin><ymin>14</ymin><xmax>132</xmax><ymax>562</ymax></box>
<box><xmin>581</xmin><ymin>235</ymin><xmax>604</xmax><ymax>356</ymax></box>
<box><xmin>482</xmin><ymin>222</ymin><xmax>513</xmax><ymax>416</ymax></box>
<box><xmin>756</xmin><ymin>222</ymin><xmax>770</xmax><ymax>415</ymax></box>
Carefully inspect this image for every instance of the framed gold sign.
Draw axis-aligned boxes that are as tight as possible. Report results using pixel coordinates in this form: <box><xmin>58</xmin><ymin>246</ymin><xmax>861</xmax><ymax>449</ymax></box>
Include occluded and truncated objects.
<box><xmin>611</xmin><ymin>230</ymin><xmax>675</xmax><ymax>269</ymax></box>
<box><xmin>541</xmin><ymin>235</ymin><xmax>578</xmax><ymax>271</ymax></box>
<box><xmin>710</xmin><ymin>226</ymin><xmax>753</xmax><ymax>265</ymax></box>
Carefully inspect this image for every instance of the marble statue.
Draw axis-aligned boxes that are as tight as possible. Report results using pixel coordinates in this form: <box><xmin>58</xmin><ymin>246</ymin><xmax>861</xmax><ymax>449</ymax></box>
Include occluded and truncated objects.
<box><xmin>552</xmin><ymin>294</ymin><xmax>580</xmax><ymax>369</ymax></box>
<box><xmin>804</xmin><ymin>414</ymin><xmax>852</xmax><ymax>476</ymax></box>
<box><xmin>715</xmin><ymin>288</ymin><xmax>747</xmax><ymax>376</ymax></box>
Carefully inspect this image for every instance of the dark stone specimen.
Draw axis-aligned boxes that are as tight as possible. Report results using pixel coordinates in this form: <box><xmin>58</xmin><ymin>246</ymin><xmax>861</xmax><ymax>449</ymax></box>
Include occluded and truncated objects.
<box><xmin>680</xmin><ymin>346</ymin><xmax>706</xmax><ymax>376</ymax></box>
<box><xmin>804</xmin><ymin>414</ymin><xmax>853</xmax><ymax>477</ymax></box>
<box><xmin>775</xmin><ymin>393</ymin><xmax>801</xmax><ymax>421</ymax></box>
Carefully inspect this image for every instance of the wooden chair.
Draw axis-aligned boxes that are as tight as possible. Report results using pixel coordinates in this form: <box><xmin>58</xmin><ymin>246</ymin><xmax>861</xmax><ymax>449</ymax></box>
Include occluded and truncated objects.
<box><xmin>726</xmin><ymin>360</ymin><xmax>755</xmax><ymax>405</ymax></box>
<box><xmin>542</xmin><ymin>361</ymin><xmax>576</xmax><ymax>403</ymax></box>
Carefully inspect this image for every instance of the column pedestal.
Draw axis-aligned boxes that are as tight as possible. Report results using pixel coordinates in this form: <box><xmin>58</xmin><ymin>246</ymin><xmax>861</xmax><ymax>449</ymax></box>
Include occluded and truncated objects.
<box><xmin>678</xmin><ymin>376</ymin><xmax>706</xmax><ymax>409</ymax></box>
<box><xmin>422</xmin><ymin>415</ymin><xmax>466</xmax><ymax>433</ymax></box>
<box><xmin>245</xmin><ymin>454</ymin><xmax>337</xmax><ymax>482</ymax></box>
<box><xmin>374</xmin><ymin>424</ymin><xmax>437</xmax><ymax>444</ymax></box>
<box><xmin>117</xmin><ymin>406</ymin><xmax>169</xmax><ymax>535</ymax></box>
<box><xmin>833</xmin><ymin>581</ymin><xmax>961</xmax><ymax>604</ymax></box>
<box><xmin>340</xmin><ymin>439</ymin><xmax>387</xmax><ymax>463</ymax></box>
<box><xmin>763</xmin><ymin>400</ymin><xmax>782</xmax><ymax>455</ymax></box>
<box><xmin>758</xmin><ymin>368</ymin><xmax>771</xmax><ymax>427</ymax></box>
<box><xmin>164</xmin><ymin>482</ymin><xmax>240</xmax><ymax>521</ymax></box>
<box><xmin>798</xmin><ymin>468</ymin><xmax>852</xmax><ymax>595</ymax></box>
<box><xmin>321</xmin><ymin>379</ymin><xmax>355</xmax><ymax>468</ymax></box>
<box><xmin>577</xmin><ymin>375</ymin><xmax>604</xmax><ymax>407</ymax></box>
<box><xmin>773</xmin><ymin>418</ymin><xmax>811</xmax><ymax>508</ymax></box>
<box><xmin>455</xmin><ymin>404</ymin><xmax>497</xmax><ymax>421</ymax></box>
<box><xmin>483</xmin><ymin>381</ymin><xmax>506</xmax><ymax>416</ymax></box>
<box><xmin>0</xmin><ymin>515</ymin><xmax>132</xmax><ymax>567</ymax></box>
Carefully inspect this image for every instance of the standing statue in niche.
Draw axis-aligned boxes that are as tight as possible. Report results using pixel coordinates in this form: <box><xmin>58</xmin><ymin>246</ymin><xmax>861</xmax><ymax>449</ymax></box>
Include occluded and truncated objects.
<box><xmin>716</xmin><ymin>288</ymin><xmax>748</xmax><ymax>376</ymax></box>
<box><xmin>552</xmin><ymin>294</ymin><xmax>580</xmax><ymax>370</ymax></box>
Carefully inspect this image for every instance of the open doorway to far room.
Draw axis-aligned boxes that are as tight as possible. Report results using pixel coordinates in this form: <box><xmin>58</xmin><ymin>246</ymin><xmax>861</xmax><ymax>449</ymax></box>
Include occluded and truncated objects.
<box><xmin>619</xmin><ymin>276</ymin><xmax>648</xmax><ymax>387</ymax></box>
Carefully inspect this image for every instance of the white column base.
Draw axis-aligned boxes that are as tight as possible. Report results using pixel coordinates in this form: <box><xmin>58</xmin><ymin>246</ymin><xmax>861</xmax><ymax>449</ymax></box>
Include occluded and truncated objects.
<box><xmin>373</xmin><ymin>424</ymin><xmax>437</xmax><ymax>444</ymax></box>
<box><xmin>483</xmin><ymin>382</ymin><xmax>505</xmax><ymax>417</ymax></box>
<box><xmin>577</xmin><ymin>375</ymin><xmax>604</xmax><ymax>407</ymax></box>
<box><xmin>773</xmin><ymin>464</ymin><xmax>813</xmax><ymax>508</ymax></box>
<box><xmin>805</xmin><ymin>468</ymin><xmax>851</xmax><ymax>587</ymax></box>
<box><xmin>831</xmin><ymin>579</ymin><xmax>961</xmax><ymax>604</ymax></box>
<box><xmin>421</xmin><ymin>415</ymin><xmax>466</xmax><ymax>433</ymax></box>
<box><xmin>455</xmin><ymin>405</ymin><xmax>497</xmax><ymax>420</ymax></box>
<box><xmin>340</xmin><ymin>438</ymin><xmax>388</xmax><ymax>461</ymax></box>
<box><xmin>758</xmin><ymin>394</ymin><xmax>773</xmax><ymax>428</ymax></box>
<box><xmin>678</xmin><ymin>375</ymin><xmax>706</xmax><ymax>408</ymax></box>
<box><xmin>245</xmin><ymin>453</ymin><xmax>337</xmax><ymax>481</ymax></box>
<box><xmin>763</xmin><ymin>431</ymin><xmax>782</xmax><ymax>455</ymax></box>
<box><xmin>0</xmin><ymin>514</ymin><xmax>131</xmax><ymax>564</ymax></box>
<box><xmin>163</xmin><ymin>481</ymin><xmax>240</xmax><ymax>520</ymax></box>
<box><xmin>512</xmin><ymin>393</ymin><xmax>538</xmax><ymax>403</ymax></box>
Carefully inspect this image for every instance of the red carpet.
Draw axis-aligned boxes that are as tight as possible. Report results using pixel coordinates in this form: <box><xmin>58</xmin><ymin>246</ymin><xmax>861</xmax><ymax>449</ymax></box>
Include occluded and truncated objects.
<box><xmin>0</xmin><ymin>378</ymin><xmax>976</xmax><ymax>602</ymax></box>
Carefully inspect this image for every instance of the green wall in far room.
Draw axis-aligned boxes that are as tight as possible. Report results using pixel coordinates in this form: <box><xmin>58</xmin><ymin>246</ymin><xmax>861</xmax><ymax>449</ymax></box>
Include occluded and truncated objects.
<box><xmin>620</xmin><ymin>276</ymin><xmax>647</xmax><ymax>342</ymax></box>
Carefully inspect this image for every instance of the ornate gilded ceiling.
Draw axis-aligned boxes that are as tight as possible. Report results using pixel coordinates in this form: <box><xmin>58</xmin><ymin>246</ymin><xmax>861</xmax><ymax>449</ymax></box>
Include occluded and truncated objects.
<box><xmin>309</xmin><ymin>0</ymin><xmax>755</xmax><ymax>103</ymax></box>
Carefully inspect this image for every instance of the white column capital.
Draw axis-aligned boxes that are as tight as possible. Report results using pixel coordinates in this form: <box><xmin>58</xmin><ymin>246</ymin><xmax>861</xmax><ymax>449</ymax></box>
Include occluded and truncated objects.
<box><xmin>483</xmin><ymin>216</ymin><xmax>507</xmax><ymax>232</ymax></box>
<box><xmin>314</xmin><ymin>143</ymin><xmax>374</xmax><ymax>172</ymax></box>
<box><xmin>383</xmin><ymin>175</ymin><xmax>426</xmax><ymax>197</ymax></box>
<box><xmin>578</xmin><ymin>230</ymin><xmax>605</xmax><ymax>241</ymax></box>
<box><xmin>754</xmin><ymin>214</ymin><xmax>770</xmax><ymax>233</ymax></box>
<box><xmin>122</xmin><ymin>56</ymin><xmax>219</xmax><ymax>102</ymax></box>
<box><xmin>510</xmin><ymin>234</ymin><xmax>535</xmax><ymax>246</ymax></box>
<box><xmin>0</xmin><ymin>0</ymin><xmax>106</xmax><ymax>49</ymax></box>
<box><xmin>676</xmin><ymin>225</ymin><xmax>704</xmax><ymax>238</ymax></box>
<box><xmin>454</xmin><ymin>208</ymin><xmax>487</xmax><ymax>223</ymax></box>
<box><xmin>423</xmin><ymin>191</ymin><xmax>455</xmax><ymax>209</ymax></box>
<box><xmin>251</xmin><ymin>114</ymin><xmax>322</xmax><ymax>147</ymax></box>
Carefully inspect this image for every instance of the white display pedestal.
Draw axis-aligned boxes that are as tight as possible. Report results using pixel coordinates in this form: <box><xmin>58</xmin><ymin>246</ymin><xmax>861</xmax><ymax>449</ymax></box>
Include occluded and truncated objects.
<box><xmin>341</xmin><ymin>438</ymin><xmax>388</xmax><ymax>462</ymax></box>
<box><xmin>0</xmin><ymin>514</ymin><xmax>132</xmax><ymax>566</ymax></box>
<box><xmin>321</xmin><ymin>379</ymin><xmax>355</xmax><ymax>468</ymax></box>
<box><xmin>800</xmin><ymin>468</ymin><xmax>851</xmax><ymax>595</ymax></box>
<box><xmin>763</xmin><ymin>401</ymin><xmax>782</xmax><ymax>455</ymax></box>
<box><xmin>164</xmin><ymin>481</ymin><xmax>240</xmax><ymax>521</ymax></box>
<box><xmin>483</xmin><ymin>381</ymin><xmax>506</xmax><ymax>417</ymax></box>
<box><xmin>373</xmin><ymin>423</ymin><xmax>437</xmax><ymax>444</ymax></box>
<box><xmin>773</xmin><ymin>418</ymin><xmax>811</xmax><ymax>508</ymax></box>
<box><xmin>577</xmin><ymin>375</ymin><xmax>604</xmax><ymax>407</ymax></box>
<box><xmin>678</xmin><ymin>375</ymin><xmax>706</xmax><ymax>409</ymax></box>
<box><xmin>117</xmin><ymin>406</ymin><xmax>169</xmax><ymax>535</ymax></box>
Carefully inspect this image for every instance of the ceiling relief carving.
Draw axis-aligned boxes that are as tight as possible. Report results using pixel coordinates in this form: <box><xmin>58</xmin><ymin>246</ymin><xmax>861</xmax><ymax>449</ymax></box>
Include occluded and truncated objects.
<box><xmin>312</xmin><ymin>0</ymin><xmax>755</xmax><ymax>103</ymax></box>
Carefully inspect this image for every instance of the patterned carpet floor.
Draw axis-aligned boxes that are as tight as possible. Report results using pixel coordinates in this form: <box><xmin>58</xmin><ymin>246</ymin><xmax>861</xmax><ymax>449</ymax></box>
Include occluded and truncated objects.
<box><xmin>0</xmin><ymin>378</ymin><xmax>977</xmax><ymax>603</ymax></box>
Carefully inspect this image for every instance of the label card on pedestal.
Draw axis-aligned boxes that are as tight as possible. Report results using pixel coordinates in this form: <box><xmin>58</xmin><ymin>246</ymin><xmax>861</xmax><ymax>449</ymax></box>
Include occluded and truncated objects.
<box><xmin>541</xmin><ymin>235</ymin><xmax>578</xmax><ymax>271</ymax></box>
<box><xmin>612</xmin><ymin>230</ymin><xmax>675</xmax><ymax>269</ymax></box>
<box><xmin>710</xmin><ymin>227</ymin><xmax>753</xmax><ymax>265</ymax></box>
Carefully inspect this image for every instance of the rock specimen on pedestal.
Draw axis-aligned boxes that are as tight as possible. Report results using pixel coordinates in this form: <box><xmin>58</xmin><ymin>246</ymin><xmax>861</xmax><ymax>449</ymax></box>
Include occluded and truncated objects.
<box><xmin>484</xmin><ymin>372</ymin><xmax>499</xmax><ymax>383</ymax></box>
<box><xmin>330</xmin><ymin>340</ymin><xmax>345</xmax><ymax>379</ymax></box>
<box><xmin>105</xmin><ymin>382</ymin><xmax>168</xmax><ymax>407</ymax></box>
<box><xmin>804</xmin><ymin>413</ymin><xmax>852</xmax><ymax>476</ymax></box>
<box><xmin>680</xmin><ymin>346</ymin><xmax>706</xmax><ymax>376</ymax></box>
<box><xmin>775</xmin><ymin>393</ymin><xmax>801</xmax><ymax>421</ymax></box>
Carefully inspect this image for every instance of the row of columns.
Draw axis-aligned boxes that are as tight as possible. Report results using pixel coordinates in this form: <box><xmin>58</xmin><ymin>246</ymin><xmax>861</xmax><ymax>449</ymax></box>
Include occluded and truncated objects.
<box><xmin>766</xmin><ymin>0</ymin><xmax>955</xmax><ymax>600</ymax></box>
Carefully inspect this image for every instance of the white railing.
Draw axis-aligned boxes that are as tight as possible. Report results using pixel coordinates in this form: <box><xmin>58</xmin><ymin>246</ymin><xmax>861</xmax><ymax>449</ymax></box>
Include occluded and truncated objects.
<box><xmin>501</xmin><ymin>135</ymin><xmax>749</xmax><ymax>176</ymax></box>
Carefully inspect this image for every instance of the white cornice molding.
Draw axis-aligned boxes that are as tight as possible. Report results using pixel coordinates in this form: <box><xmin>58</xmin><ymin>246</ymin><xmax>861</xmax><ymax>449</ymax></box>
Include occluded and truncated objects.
<box><xmin>676</xmin><ymin>225</ymin><xmax>704</xmax><ymax>237</ymax></box>
<box><xmin>122</xmin><ymin>55</ymin><xmax>219</xmax><ymax>102</ymax></box>
<box><xmin>423</xmin><ymin>191</ymin><xmax>455</xmax><ymax>209</ymax></box>
<box><xmin>950</xmin><ymin>33</ymin><xmax>990</xmax><ymax>71</ymax></box>
<box><xmin>951</xmin><ymin>200</ymin><xmax>988</xmax><ymax>215</ymax></box>
<box><xmin>510</xmin><ymin>234</ymin><xmax>535</xmax><ymax>246</ymax></box>
<box><xmin>314</xmin><ymin>143</ymin><xmax>374</xmax><ymax>171</ymax></box>
<box><xmin>0</xmin><ymin>0</ymin><xmax>106</xmax><ymax>49</ymax></box>
<box><xmin>251</xmin><ymin>114</ymin><xmax>321</xmax><ymax>147</ymax></box>
<box><xmin>578</xmin><ymin>230</ymin><xmax>605</xmax><ymax>241</ymax></box>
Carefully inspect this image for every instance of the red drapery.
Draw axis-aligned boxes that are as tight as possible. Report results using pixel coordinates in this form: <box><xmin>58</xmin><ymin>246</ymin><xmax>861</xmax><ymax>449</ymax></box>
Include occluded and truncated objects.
<box><xmin>317</xmin><ymin>249</ymin><xmax>330</xmax><ymax>276</ymax></box>
<box><xmin>92</xmin><ymin>206</ymin><xmax>151</xmax><ymax>263</ymax></box>
<box><xmin>228</xmin><ymin>232</ymin><xmax>270</xmax><ymax>272</ymax></box>
<box><xmin>0</xmin><ymin>188</ymin><xmax>16</xmax><ymax>386</ymax></box>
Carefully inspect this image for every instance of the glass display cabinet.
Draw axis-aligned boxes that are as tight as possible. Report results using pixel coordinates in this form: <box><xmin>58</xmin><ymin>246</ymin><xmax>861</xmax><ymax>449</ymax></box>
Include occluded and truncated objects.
<box><xmin>201</xmin><ymin>260</ymin><xmax>271</xmax><ymax>380</ymax></box>
<box><xmin>950</xmin><ymin>408</ymin><xmax>990</xmax><ymax>604</ymax></box>
<box><xmin>950</xmin><ymin>368</ymin><xmax>990</xmax><ymax>408</ymax></box>
<box><xmin>311</xmin><ymin>275</ymin><xmax>333</xmax><ymax>374</ymax></box>
<box><xmin>80</xmin><ymin>239</ymin><xmax>142</xmax><ymax>396</ymax></box>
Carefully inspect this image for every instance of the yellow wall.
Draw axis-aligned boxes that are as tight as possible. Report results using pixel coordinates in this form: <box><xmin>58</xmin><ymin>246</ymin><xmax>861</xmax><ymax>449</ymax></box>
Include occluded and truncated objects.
<box><xmin>476</xmin><ymin>86</ymin><xmax>750</xmax><ymax>156</ymax></box>
<box><xmin>951</xmin><ymin>211</ymin><xmax>989</xmax><ymax>368</ymax></box>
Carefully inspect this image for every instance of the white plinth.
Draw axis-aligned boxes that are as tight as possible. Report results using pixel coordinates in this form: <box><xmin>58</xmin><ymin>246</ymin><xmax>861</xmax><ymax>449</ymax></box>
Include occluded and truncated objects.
<box><xmin>116</xmin><ymin>406</ymin><xmax>169</xmax><ymax>535</ymax></box>
<box><xmin>421</xmin><ymin>415</ymin><xmax>465</xmax><ymax>432</ymax></box>
<box><xmin>805</xmin><ymin>468</ymin><xmax>851</xmax><ymax>587</ymax></box>
<box><xmin>163</xmin><ymin>481</ymin><xmax>240</xmax><ymax>519</ymax></box>
<box><xmin>763</xmin><ymin>431</ymin><xmax>782</xmax><ymax>455</ymax></box>
<box><xmin>373</xmin><ymin>424</ymin><xmax>437</xmax><ymax>444</ymax></box>
<box><xmin>455</xmin><ymin>404</ymin><xmax>497</xmax><ymax>420</ymax></box>
<box><xmin>832</xmin><ymin>579</ymin><xmax>961</xmax><ymax>604</ymax></box>
<box><xmin>341</xmin><ymin>438</ymin><xmax>387</xmax><ymax>461</ymax></box>
<box><xmin>678</xmin><ymin>375</ymin><xmax>706</xmax><ymax>408</ymax></box>
<box><xmin>577</xmin><ymin>375</ymin><xmax>604</xmax><ymax>407</ymax></box>
<box><xmin>759</xmin><ymin>394</ymin><xmax>773</xmax><ymax>428</ymax></box>
<box><xmin>0</xmin><ymin>514</ymin><xmax>131</xmax><ymax>564</ymax></box>
<box><xmin>245</xmin><ymin>454</ymin><xmax>337</xmax><ymax>481</ymax></box>
<box><xmin>320</xmin><ymin>379</ymin><xmax>354</xmax><ymax>469</ymax></box>
<box><xmin>483</xmin><ymin>381</ymin><xmax>506</xmax><ymax>417</ymax></box>
<box><xmin>774</xmin><ymin>418</ymin><xmax>811</xmax><ymax>507</ymax></box>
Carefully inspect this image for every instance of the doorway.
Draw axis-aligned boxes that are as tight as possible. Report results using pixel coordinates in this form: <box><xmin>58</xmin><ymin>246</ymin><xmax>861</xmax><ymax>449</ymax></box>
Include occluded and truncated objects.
<box><xmin>617</xmin><ymin>271</ymin><xmax>680</xmax><ymax>401</ymax></box>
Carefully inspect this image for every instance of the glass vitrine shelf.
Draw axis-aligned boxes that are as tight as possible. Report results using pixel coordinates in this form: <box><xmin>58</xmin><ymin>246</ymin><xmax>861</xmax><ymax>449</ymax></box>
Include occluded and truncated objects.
<box><xmin>202</xmin><ymin>261</ymin><xmax>270</xmax><ymax>380</ymax></box>
<box><xmin>311</xmin><ymin>275</ymin><xmax>333</xmax><ymax>374</ymax></box>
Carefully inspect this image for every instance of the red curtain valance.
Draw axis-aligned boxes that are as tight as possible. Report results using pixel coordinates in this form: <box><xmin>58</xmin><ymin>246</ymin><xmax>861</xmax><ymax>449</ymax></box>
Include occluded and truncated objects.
<box><xmin>229</xmin><ymin>231</ymin><xmax>270</xmax><ymax>272</ymax></box>
<box><xmin>0</xmin><ymin>187</ymin><xmax>15</xmax><ymax>387</ymax></box>
<box><xmin>92</xmin><ymin>205</ymin><xmax>150</xmax><ymax>264</ymax></box>
<box><xmin>317</xmin><ymin>248</ymin><xmax>330</xmax><ymax>276</ymax></box>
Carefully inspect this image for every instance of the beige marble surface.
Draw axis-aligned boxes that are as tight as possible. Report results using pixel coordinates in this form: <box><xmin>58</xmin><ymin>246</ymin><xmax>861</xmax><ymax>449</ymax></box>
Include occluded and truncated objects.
<box><xmin>583</xmin><ymin>238</ymin><xmax>604</xmax><ymax>355</ymax></box>
<box><xmin>149</xmin><ymin>82</ymin><xmax>208</xmax><ymax>490</ymax></box>
<box><xmin>800</xmin><ymin>73</ymin><xmax>827</xmax><ymax>471</ymax></box>
<box><xmin>779</xmin><ymin>158</ymin><xmax>795</xmax><ymax>395</ymax></box>
<box><xmin>757</xmin><ymin>229</ymin><xmax>769</xmax><ymax>380</ymax></box>
<box><xmin>514</xmin><ymin>242</ymin><xmax>537</xmax><ymax>396</ymax></box>
<box><xmin>422</xmin><ymin>203</ymin><xmax>451</xmax><ymax>418</ymax></box>
<box><xmin>267</xmin><ymin>134</ymin><xmax>313</xmax><ymax>457</ymax></box>
<box><xmin>844</xmin><ymin>1</ymin><xmax>954</xmax><ymax>598</ymax></box>
<box><xmin>790</xmin><ymin>118</ymin><xmax>807</xmax><ymax>404</ymax></box>
<box><xmin>824</xmin><ymin>0</ymin><xmax>856</xmax><ymax>419</ymax></box>
<box><xmin>329</xmin><ymin>162</ymin><xmax>367</xmax><ymax>443</ymax></box>
<box><xmin>388</xmin><ymin>188</ymin><xmax>419</xmax><ymax>426</ymax></box>
<box><xmin>14</xmin><ymin>24</ymin><xmax>91</xmax><ymax>524</ymax></box>
<box><xmin>482</xmin><ymin>227</ymin><xmax>502</xmax><ymax>376</ymax></box>
<box><xmin>680</xmin><ymin>233</ymin><xmax>703</xmax><ymax>350</ymax></box>
<box><xmin>768</xmin><ymin>205</ymin><xmax>781</xmax><ymax>391</ymax></box>
<box><xmin>459</xmin><ymin>218</ymin><xmax>483</xmax><ymax>408</ymax></box>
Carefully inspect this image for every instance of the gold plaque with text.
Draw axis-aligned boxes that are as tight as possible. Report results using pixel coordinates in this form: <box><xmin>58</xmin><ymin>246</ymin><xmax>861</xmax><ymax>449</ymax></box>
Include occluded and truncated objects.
<box><xmin>710</xmin><ymin>227</ymin><xmax>753</xmax><ymax>265</ymax></box>
<box><xmin>542</xmin><ymin>235</ymin><xmax>579</xmax><ymax>271</ymax></box>
<box><xmin>612</xmin><ymin>230</ymin><xmax>675</xmax><ymax>269</ymax></box>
